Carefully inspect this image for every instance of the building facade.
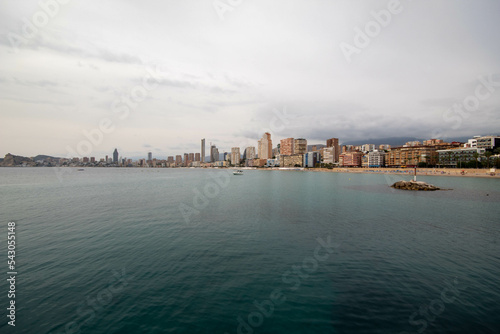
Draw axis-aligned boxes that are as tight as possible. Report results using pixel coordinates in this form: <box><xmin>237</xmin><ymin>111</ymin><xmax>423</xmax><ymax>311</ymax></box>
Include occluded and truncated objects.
<box><xmin>258</xmin><ymin>133</ymin><xmax>273</xmax><ymax>159</ymax></box>
<box><xmin>304</xmin><ymin>152</ymin><xmax>320</xmax><ymax>168</ymax></box>
<box><xmin>437</xmin><ymin>148</ymin><xmax>485</xmax><ymax>167</ymax></box>
<box><xmin>201</xmin><ymin>139</ymin><xmax>205</xmax><ymax>163</ymax></box>
<box><xmin>340</xmin><ymin>152</ymin><xmax>363</xmax><ymax>167</ymax></box>
<box><xmin>280</xmin><ymin>138</ymin><xmax>294</xmax><ymax>156</ymax></box>
<box><xmin>231</xmin><ymin>147</ymin><xmax>241</xmax><ymax>166</ymax></box>
<box><xmin>294</xmin><ymin>138</ymin><xmax>308</xmax><ymax>155</ymax></box>
<box><xmin>368</xmin><ymin>151</ymin><xmax>385</xmax><ymax>167</ymax></box>
<box><xmin>280</xmin><ymin>154</ymin><xmax>304</xmax><ymax>168</ymax></box>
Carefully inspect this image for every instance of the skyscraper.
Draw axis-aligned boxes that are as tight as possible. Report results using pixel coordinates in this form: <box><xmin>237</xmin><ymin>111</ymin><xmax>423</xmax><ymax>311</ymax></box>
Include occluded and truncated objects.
<box><xmin>231</xmin><ymin>147</ymin><xmax>241</xmax><ymax>166</ymax></box>
<box><xmin>210</xmin><ymin>145</ymin><xmax>219</xmax><ymax>162</ymax></box>
<box><xmin>201</xmin><ymin>139</ymin><xmax>205</xmax><ymax>163</ymax></box>
<box><xmin>113</xmin><ymin>149</ymin><xmax>118</xmax><ymax>163</ymax></box>
<box><xmin>244</xmin><ymin>147</ymin><xmax>256</xmax><ymax>160</ymax></box>
<box><xmin>258</xmin><ymin>132</ymin><xmax>272</xmax><ymax>159</ymax></box>
<box><xmin>148</xmin><ymin>152</ymin><xmax>152</xmax><ymax>161</ymax></box>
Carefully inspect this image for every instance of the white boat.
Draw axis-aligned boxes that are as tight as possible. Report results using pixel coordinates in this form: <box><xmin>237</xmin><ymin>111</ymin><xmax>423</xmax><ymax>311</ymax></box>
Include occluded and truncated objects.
<box><xmin>233</xmin><ymin>170</ymin><xmax>244</xmax><ymax>175</ymax></box>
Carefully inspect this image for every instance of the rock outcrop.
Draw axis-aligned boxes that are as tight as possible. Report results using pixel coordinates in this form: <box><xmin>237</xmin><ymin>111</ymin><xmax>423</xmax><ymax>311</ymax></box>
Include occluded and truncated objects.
<box><xmin>0</xmin><ymin>153</ymin><xmax>36</xmax><ymax>167</ymax></box>
<box><xmin>391</xmin><ymin>180</ymin><xmax>440</xmax><ymax>191</ymax></box>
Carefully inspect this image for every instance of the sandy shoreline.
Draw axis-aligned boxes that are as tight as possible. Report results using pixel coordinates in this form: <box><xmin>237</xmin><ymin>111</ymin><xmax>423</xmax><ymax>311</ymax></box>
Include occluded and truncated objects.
<box><xmin>304</xmin><ymin>167</ymin><xmax>499</xmax><ymax>179</ymax></box>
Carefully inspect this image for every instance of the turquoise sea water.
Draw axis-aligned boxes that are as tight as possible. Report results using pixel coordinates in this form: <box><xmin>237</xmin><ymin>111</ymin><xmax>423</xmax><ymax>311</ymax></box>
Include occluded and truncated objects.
<box><xmin>0</xmin><ymin>167</ymin><xmax>499</xmax><ymax>334</ymax></box>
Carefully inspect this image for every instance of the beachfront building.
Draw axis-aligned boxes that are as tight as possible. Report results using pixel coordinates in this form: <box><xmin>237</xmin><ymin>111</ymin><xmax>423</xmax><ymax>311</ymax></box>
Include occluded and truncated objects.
<box><xmin>175</xmin><ymin>155</ymin><xmax>182</xmax><ymax>167</ymax></box>
<box><xmin>266</xmin><ymin>159</ymin><xmax>279</xmax><ymax>167</ymax></box>
<box><xmin>258</xmin><ymin>133</ymin><xmax>273</xmax><ymax>159</ymax></box>
<box><xmin>340</xmin><ymin>152</ymin><xmax>363</xmax><ymax>167</ymax></box>
<box><xmin>386</xmin><ymin>146</ymin><xmax>437</xmax><ymax>167</ymax></box>
<box><xmin>280</xmin><ymin>138</ymin><xmax>294</xmax><ymax>156</ymax></box>
<box><xmin>475</xmin><ymin>135</ymin><xmax>500</xmax><ymax>150</ymax></box>
<box><xmin>437</xmin><ymin>147</ymin><xmax>486</xmax><ymax>167</ymax></box>
<box><xmin>213</xmin><ymin>161</ymin><xmax>229</xmax><ymax>167</ymax></box>
<box><xmin>326</xmin><ymin>138</ymin><xmax>340</xmax><ymax>162</ymax></box>
<box><xmin>231</xmin><ymin>147</ymin><xmax>241</xmax><ymax>166</ymax></box>
<box><xmin>322</xmin><ymin>147</ymin><xmax>335</xmax><ymax>165</ymax></box>
<box><xmin>386</xmin><ymin>141</ymin><xmax>462</xmax><ymax>167</ymax></box>
<box><xmin>243</xmin><ymin>147</ymin><xmax>256</xmax><ymax>161</ymax></box>
<box><xmin>294</xmin><ymin>138</ymin><xmax>308</xmax><ymax>155</ymax></box>
<box><xmin>280</xmin><ymin>154</ymin><xmax>304</xmax><ymax>168</ymax></box>
<box><xmin>304</xmin><ymin>152</ymin><xmax>320</xmax><ymax>168</ymax></box>
<box><xmin>253</xmin><ymin>158</ymin><xmax>268</xmax><ymax>167</ymax></box>
<box><xmin>368</xmin><ymin>151</ymin><xmax>386</xmax><ymax>167</ymax></box>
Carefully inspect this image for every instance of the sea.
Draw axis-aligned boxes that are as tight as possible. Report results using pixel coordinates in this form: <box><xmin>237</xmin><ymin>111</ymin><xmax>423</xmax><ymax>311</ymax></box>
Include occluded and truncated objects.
<box><xmin>0</xmin><ymin>167</ymin><xmax>499</xmax><ymax>334</ymax></box>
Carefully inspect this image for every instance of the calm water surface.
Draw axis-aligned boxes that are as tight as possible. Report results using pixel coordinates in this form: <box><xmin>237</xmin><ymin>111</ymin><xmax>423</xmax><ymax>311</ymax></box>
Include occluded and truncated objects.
<box><xmin>0</xmin><ymin>168</ymin><xmax>499</xmax><ymax>334</ymax></box>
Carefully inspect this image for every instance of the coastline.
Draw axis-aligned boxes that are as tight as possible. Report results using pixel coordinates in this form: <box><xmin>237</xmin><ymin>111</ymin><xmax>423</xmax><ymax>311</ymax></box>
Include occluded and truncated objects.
<box><xmin>1</xmin><ymin>166</ymin><xmax>498</xmax><ymax>179</ymax></box>
<box><xmin>306</xmin><ymin>167</ymin><xmax>500</xmax><ymax>179</ymax></box>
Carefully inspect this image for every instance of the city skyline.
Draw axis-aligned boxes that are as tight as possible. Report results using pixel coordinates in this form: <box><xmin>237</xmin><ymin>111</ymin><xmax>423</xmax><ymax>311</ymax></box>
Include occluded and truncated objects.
<box><xmin>1</xmin><ymin>1</ymin><xmax>500</xmax><ymax>158</ymax></box>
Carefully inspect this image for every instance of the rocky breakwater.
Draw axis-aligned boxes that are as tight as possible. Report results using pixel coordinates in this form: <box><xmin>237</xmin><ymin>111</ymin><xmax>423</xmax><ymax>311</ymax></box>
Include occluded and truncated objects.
<box><xmin>391</xmin><ymin>180</ymin><xmax>440</xmax><ymax>191</ymax></box>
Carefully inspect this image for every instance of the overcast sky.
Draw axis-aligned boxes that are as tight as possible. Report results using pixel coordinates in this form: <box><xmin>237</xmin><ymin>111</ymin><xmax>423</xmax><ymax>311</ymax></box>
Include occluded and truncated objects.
<box><xmin>1</xmin><ymin>0</ymin><xmax>499</xmax><ymax>159</ymax></box>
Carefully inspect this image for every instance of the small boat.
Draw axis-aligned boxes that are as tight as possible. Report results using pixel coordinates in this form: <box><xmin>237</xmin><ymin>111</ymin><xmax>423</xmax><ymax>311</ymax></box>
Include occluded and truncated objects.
<box><xmin>77</xmin><ymin>169</ymin><xmax>85</xmax><ymax>171</ymax></box>
<box><xmin>233</xmin><ymin>170</ymin><xmax>244</xmax><ymax>175</ymax></box>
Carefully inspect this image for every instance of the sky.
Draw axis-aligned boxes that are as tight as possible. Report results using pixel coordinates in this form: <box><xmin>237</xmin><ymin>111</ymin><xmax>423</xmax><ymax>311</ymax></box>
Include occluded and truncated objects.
<box><xmin>1</xmin><ymin>0</ymin><xmax>499</xmax><ymax>159</ymax></box>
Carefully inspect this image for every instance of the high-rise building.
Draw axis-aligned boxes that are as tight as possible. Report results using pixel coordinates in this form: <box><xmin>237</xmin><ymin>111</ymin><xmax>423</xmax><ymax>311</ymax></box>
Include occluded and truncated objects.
<box><xmin>326</xmin><ymin>138</ymin><xmax>340</xmax><ymax>163</ymax></box>
<box><xmin>195</xmin><ymin>153</ymin><xmax>200</xmax><ymax>162</ymax></box>
<box><xmin>210</xmin><ymin>145</ymin><xmax>219</xmax><ymax>162</ymax></box>
<box><xmin>231</xmin><ymin>147</ymin><xmax>241</xmax><ymax>166</ymax></box>
<box><xmin>148</xmin><ymin>152</ymin><xmax>152</xmax><ymax>161</ymax></box>
<box><xmin>175</xmin><ymin>155</ymin><xmax>182</xmax><ymax>166</ymax></box>
<box><xmin>244</xmin><ymin>147</ymin><xmax>256</xmax><ymax>160</ymax></box>
<box><xmin>188</xmin><ymin>153</ymin><xmax>194</xmax><ymax>162</ymax></box>
<box><xmin>183</xmin><ymin>153</ymin><xmax>189</xmax><ymax>166</ymax></box>
<box><xmin>280</xmin><ymin>138</ymin><xmax>294</xmax><ymax>155</ymax></box>
<box><xmin>201</xmin><ymin>139</ymin><xmax>205</xmax><ymax>163</ymax></box>
<box><xmin>258</xmin><ymin>133</ymin><xmax>272</xmax><ymax>159</ymax></box>
<box><xmin>294</xmin><ymin>138</ymin><xmax>307</xmax><ymax>155</ymax></box>
<box><xmin>113</xmin><ymin>149</ymin><xmax>118</xmax><ymax>163</ymax></box>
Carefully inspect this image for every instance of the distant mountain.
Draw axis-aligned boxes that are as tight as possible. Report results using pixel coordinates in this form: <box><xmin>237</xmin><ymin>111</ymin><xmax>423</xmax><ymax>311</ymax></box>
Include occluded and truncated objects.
<box><xmin>32</xmin><ymin>155</ymin><xmax>61</xmax><ymax>161</ymax></box>
<box><xmin>307</xmin><ymin>144</ymin><xmax>326</xmax><ymax>151</ymax></box>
